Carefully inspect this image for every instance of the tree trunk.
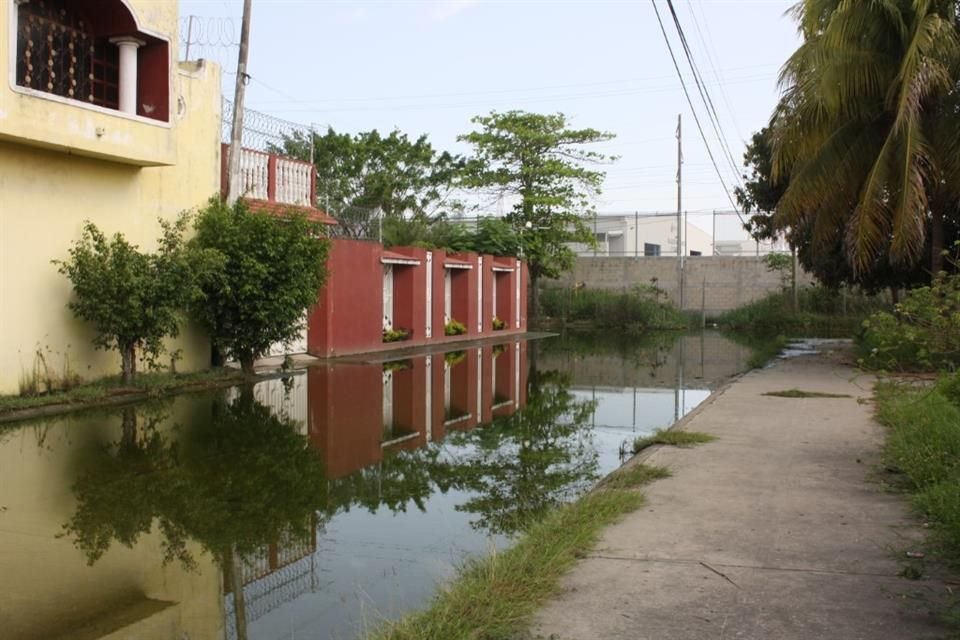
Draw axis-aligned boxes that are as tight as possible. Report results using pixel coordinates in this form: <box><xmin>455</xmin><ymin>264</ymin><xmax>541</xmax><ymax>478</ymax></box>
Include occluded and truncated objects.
<box><xmin>239</xmin><ymin>352</ymin><xmax>256</xmax><ymax>376</ymax></box>
<box><xmin>529</xmin><ymin>274</ymin><xmax>540</xmax><ymax>323</ymax></box>
<box><xmin>890</xmin><ymin>286</ymin><xmax>900</xmax><ymax>305</ymax></box>
<box><xmin>225</xmin><ymin>547</ymin><xmax>248</xmax><ymax>640</ymax></box>
<box><xmin>119</xmin><ymin>407</ymin><xmax>138</xmax><ymax>450</ymax></box>
<box><xmin>931</xmin><ymin>207</ymin><xmax>945</xmax><ymax>276</ymax></box>
<box><xmin>120</xmin><ymin>343</ymin><xmax>136</xmax><ymax>385</ymax></box>
<box><xmin>211</xmin><ymin>341</ymin><xmax>225</xmax><ymax>368</ymax></box>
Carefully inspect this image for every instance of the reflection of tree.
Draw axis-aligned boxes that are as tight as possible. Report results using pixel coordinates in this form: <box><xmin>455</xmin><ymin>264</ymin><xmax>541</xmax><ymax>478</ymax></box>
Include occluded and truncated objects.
<box><xmin>324</xmin><ymin>445</ymin><xmax>447</xmax><ymax>516</ymax></box>
<box><xmin>63</xmin><ymin>390</ymin><xmax>328</xmax><ymax>567</ymax></box>
<box><xmin>438</xmin><ymin>369</ymin><xmax>599</xmax><ymax>536</ymax></box>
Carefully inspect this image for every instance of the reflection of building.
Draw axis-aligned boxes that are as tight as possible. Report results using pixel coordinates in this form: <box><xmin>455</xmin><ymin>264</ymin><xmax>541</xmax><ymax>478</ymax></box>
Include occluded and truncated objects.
<box><xmin>310</xmin><ymin>342</ymin><xmax>528</xmax><ymax>478</ymax></box>
<box><xmin>307</xmin><ymin>239</ymin><xmax>529</xmax><ymax>359</ymax></box>
<box><xmin>0</xmin><ymin>411</ymin><xmax>224</xmax><ymax>639</ymax></box>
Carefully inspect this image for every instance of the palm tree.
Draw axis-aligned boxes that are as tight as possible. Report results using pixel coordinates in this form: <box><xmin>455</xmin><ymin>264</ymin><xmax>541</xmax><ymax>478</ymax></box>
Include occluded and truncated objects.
<box><xmin>772</xmin><ymin>0</ymin><xmax>960</xmax><ymax>277</ymax></box>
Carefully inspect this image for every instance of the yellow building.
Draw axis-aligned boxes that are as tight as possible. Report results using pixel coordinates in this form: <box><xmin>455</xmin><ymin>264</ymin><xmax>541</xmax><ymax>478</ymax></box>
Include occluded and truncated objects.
<box><xmin>0</xmin><ymin>0</ymin><xmax>222</xmax><ymax>394</ymax></box>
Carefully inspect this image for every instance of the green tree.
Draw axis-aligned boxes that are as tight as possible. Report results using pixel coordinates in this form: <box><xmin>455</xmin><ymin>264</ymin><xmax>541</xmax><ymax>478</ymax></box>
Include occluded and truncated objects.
<box><xmin>281</xmin><ymin>128</ymin><xmax>464</xmax><ymax>239</ymax></box>
<box><xmin>190</xmin><ymin>199</ymin><xmax>330</xmax><ymax>373</ymax></box>
<box><xmin>55</xmin><ymin>216</ymin><xmax>196</xmax><ymax>383</ymax></box>
<box><xmin>458</xmin><ymin>111</ymin><xmax>615</xmax><ymax>315</ymax></box>
<box><xmin>772</xmin><ymin>0</ymin><xmax>960</xmax><ymax>276</ymax></box>
<box><xmin>735</xmin><ymin>127</ymin><xmax>787</xmax><ymax>244</ymax></box>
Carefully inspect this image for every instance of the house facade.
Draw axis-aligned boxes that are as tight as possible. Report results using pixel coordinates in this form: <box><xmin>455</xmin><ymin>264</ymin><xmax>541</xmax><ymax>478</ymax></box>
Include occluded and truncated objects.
<box><xmin>0</xmin><ymin>0</ymin><xmax>222</xmax><ymax>394</ymax></box>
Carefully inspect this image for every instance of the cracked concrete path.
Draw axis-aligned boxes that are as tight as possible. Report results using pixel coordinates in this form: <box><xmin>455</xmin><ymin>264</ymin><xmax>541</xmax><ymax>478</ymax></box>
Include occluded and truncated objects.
<box><xmin>533</xmin><ymin>354</ymin><xmax>951</xmax><ymax>640</ymax></box>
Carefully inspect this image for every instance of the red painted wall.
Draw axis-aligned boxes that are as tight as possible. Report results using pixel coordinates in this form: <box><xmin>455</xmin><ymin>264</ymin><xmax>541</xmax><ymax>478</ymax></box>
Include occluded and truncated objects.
<box><xmin>308</xmin><ymin>239</ymin><xmax>383</xmax><ymax>357</ymax></box>
<box><xmin>307</xmin><ymin>240</ymin><xmax>528</xmax><ymax>357</ymax></box>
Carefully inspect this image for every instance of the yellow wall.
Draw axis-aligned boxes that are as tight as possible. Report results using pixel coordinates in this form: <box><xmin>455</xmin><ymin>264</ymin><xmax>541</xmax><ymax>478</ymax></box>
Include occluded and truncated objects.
<box><xmin>0</xmin><ymin>0</ymin><xmax>222</xmax><ymax>394</ymax></box>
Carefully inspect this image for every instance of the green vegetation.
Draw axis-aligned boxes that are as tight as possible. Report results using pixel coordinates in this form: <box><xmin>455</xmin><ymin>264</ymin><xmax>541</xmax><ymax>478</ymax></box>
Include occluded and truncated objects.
<box><xmin>540</xmin><ymin>286</ymin><xmax>685</xmax><ymax>332</ymax></box>
<box><xmin>715</xmin><ymin>287</ymin><xmax>887</xmax><ymax>336</ymax></box>
<box><xmin>599</xmin><ymin>463</ymin><xmax>672</xmax><ymax>490</ymax></box>
<box><xmin>368</xmin><ymin>467</ymin><xmax>665</xmax><ymax>640</ymax></box>
<box><xmin>769</xmin><ymin>0</ymin><xmax>960</xmax><ymax>281</ymax></box>
<box><xmin>190</xmin><ymin>198</ymin><xmax>330</xmax><ymax>374</ymax></box>
<box><xmin>632</xmin><ymin>429</ymin><xmax>716</xmax><ymax>454</ymax></box>
<box><xmin>0</xmin><ymin>369</ymin><xmax>244</xmax><ymax>418</ymax></box>
<box><xmin>382</xmin><ymin>328</ymin><xmax>410</xmax><ymax>343</ymax></box>
<box><xmin>859</xmin><ymin>268</ymin><xmax>960</xmax><ymax>371</ymax></box>
<box><xmin>875</xmin><ymin>375</ymin><xmax>960</xmax><ymax>563</ymax></box>
<box><xmin>444</xmin><ymin>319</ymin><xmax>467</xmax><ymax>336</ymax></box>
<box><xmin>763</xmin><ymin>389</ymin><xmax>852</xmax><ymax>399</ymax></box>
<box><xmin>492</xmin><ymin>316</ymin><xmax>506</xmax><ymax>331</ymax></box>
<box><xmin>459</xmin><ymin>111</ymin><xmax>615</xmax><ymax>315</ymax></box>
<box><xmin>54</xmin><ymin>216</ymin><xmax>199</xmax><ymax>384</ymax></box>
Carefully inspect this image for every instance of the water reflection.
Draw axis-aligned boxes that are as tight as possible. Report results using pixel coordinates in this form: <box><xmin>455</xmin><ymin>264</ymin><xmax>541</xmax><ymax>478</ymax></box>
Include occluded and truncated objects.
<box><xmin>0</xmin><ymin>333</ymin><xmax>750</xmax><ymax>640</ymax></box>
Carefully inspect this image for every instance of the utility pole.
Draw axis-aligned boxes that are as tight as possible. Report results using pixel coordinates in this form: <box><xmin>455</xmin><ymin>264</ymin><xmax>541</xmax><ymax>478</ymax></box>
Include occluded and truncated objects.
<box><xmin>676</xmin><ymin>113</ymin><xmax>684</xmax><ymax>310</ymax></box>
<box><xmin>184</xmin><ymin>15</ymin><xmax>195</xmax><ymax>60</ymax></box>
<box><xmin>226</xmin><ymin>0</ymin><xmax>253</xmax><ymax>205</ymax></box>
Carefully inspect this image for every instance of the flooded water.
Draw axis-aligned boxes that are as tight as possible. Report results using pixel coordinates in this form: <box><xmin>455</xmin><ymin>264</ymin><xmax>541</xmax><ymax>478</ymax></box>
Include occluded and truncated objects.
<box><xmin>0</xmin><ymin>332</ymin><xmax>752</xmax><ymax>640</ymax></box>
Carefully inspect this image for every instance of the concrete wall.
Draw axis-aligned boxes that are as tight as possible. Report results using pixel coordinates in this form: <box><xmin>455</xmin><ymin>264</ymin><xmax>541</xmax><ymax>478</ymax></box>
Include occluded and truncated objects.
<box><xmin>553</xmin><ymin>256</ymin><xmax>815</xmax><ymax>315</ymax></box>
<box><xmin>0</xmin><ymin>0</ymin><xmax>222</xmax><ymax>394</ymax></box>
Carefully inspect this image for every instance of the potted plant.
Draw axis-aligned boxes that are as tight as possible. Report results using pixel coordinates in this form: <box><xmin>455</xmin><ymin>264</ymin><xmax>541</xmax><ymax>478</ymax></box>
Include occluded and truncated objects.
<box><xmin>382</xmin><ymin>328</ymin><xmax>410</xmax><ymax>343</ymax></box>
<box><xmin>444</xmin><ymin>319</ymin><xmax>467</xmax><ymax>336</ymax></box>
<box><xmin>492</xmin><ymin>316</ymin><xmax>506</xmax><ymax>331</ymax></box>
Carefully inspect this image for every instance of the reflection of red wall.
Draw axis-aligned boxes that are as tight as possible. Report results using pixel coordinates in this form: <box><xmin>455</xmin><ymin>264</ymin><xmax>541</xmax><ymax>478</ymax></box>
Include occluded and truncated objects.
<box><xmin>307</xmin><ymin>364</ymin><xmax>383</xmax><ymax>478</ymax></box>
<box><xmin>305</xmin><ymin>343</ymin><xmax>529</xmax><ymax>479</ymax></box>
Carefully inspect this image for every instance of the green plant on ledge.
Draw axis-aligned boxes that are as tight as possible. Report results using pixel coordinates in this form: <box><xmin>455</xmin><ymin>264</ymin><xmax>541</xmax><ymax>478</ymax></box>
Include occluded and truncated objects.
<box><xmin>444</xmin><ymin>319</ymin><xmax>467</xmax><ymax>336</ymax></box>
<box><xmin>382</xmin><ymin>328</ymin><xmax>410</xmax><ymax>343</ymax></box>
<box><xmin>492</xmin><ymin>316</ymin><xmax>506</xmax><ymax>331</ymax></box>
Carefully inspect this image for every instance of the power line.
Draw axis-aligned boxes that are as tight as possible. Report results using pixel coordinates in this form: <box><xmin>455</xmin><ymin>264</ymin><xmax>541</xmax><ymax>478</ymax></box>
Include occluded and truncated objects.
<box><xmin>686</xmin><ymin>0</ymin><xmax>746</xmax><ymax>144</ymax></box>
<box><xmin>665</xmin><ymin>0</ymin><xmax>741</xmax><ymax>187</ymax></box>
<box><xmin>648</xmin><ymin>0</ymin><xmax>745</xmax><ymax>225</ymax></box>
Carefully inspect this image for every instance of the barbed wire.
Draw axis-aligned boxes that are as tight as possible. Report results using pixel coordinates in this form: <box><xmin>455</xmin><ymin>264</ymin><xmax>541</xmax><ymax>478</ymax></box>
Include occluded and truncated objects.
<box><xmin>222</xmin><ymin>98</ymin><xmax>315</xmax><ymax>152</ymax></box>
<box><xmin>178</xmin><ymin>15</ymin><xmax>238</xmax><ymax>66</ymax></box>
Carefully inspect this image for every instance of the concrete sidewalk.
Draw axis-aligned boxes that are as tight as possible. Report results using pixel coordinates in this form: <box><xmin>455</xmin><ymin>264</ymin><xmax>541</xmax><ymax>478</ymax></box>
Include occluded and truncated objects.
<box><xmin>533</xmin><ymin>355</ymin><xmax>951</xmax><ymax>640</ymax></box>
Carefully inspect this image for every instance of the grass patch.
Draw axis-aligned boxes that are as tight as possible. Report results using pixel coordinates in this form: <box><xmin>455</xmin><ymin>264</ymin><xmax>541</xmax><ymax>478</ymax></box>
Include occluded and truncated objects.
<box><xmin>599</xmin><ymin>463</ymin><xmax>672</xmax><ymax>490</ymax></box>
<box><xmin>715</xmin><ymin>288</ymin><xmax>885</xmax><ymax>336</ymax></box>
<box><xmin>367</xmin><ymin>486</ymin><xmax>646</xmax><ymax>640</ymax></box>
<box><xmin>633</xmin><ymin>429</ymin><xmax>716</xmax><ymax>454</ymax></box>
<box><xmin>0</xmin><ymin>368</ymin><xmax>245</xmax><ymax>418</ymax></box>
<box><xmin>539</xmin><ymin>285</ymin><xmax>685</xmax><ymax>332</ymax></box>
<box><xmin>763</xmin><ymin>389</ymin><xmax>852</xmax><ymax>399</ymax></box>
<box><xmin>875</xmin><ymin>379</ymin><xmax>960</xmax><ymax>562</ymax></box>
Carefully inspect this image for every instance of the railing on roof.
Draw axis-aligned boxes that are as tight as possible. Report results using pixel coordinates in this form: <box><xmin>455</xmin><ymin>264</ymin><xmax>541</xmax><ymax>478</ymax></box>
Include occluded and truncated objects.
<box><xmin>221</xmin><ymin>144</ymin><xmax>316</xmax><ymax>209</ymax></box>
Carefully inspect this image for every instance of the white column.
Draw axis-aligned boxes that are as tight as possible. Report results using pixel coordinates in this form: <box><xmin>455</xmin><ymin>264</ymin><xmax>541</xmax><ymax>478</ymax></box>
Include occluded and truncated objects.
<box><xmin>110</xmin><ymin>37</ymin><xmax>145</xmax><ymax>114</ymax></box>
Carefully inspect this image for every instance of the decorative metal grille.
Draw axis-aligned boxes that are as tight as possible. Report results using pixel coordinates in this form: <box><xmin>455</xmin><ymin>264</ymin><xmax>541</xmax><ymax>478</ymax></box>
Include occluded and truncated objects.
<box><xmin>16</xmin><ymin>0</ymin><xmax>119</xmax><ymax>109</ymax></box>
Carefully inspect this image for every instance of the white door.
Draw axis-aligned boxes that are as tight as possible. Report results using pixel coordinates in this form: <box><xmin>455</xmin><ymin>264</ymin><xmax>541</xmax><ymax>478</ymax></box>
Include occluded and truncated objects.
<box><xmin>425</xmin><ymin>252</ymin><xmax>433</xmax><ymax>338</ymax></box>
<box><xmin>477</xmin><ymin>257</ymin><xmax>483</xmax><ymax>332</ymax></box>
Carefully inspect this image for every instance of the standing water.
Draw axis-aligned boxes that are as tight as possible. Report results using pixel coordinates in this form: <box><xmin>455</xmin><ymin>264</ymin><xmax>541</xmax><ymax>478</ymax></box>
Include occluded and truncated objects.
<box><xmin>0</xmin><ymin>332</ymin><xmax>751</xmax><ymax>640</ymax></box>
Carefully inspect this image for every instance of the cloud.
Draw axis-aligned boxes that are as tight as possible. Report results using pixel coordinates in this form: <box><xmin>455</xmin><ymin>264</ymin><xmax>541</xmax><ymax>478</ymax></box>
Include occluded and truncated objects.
<box><xmin>428</xmin><ymin>0</ymin><xmax>481</xmax><ymax>23</ymax></box>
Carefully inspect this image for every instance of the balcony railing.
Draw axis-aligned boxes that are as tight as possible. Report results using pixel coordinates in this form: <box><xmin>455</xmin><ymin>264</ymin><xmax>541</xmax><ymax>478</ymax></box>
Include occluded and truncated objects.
<box><xmin>221</xmin><ymin>144</ymin><xmax>316</xmax><ymax>208</ymax></box>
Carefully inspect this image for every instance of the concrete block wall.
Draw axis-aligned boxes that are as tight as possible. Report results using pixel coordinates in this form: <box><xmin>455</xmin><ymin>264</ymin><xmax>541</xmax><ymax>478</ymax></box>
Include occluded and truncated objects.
<box><xmin>553</xmin><ymin>256</ymin><xmax>815</xmax><ymax>316</ymax></box>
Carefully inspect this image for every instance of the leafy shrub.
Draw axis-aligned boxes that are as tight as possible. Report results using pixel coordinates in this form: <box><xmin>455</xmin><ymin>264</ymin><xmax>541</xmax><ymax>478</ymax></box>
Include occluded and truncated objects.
<box><xmin>860</xmin><ymin>271</ymin><xmax>960</xmax><ymax>371</ymax></box>
<box><xmin>55</xmin><ymin>216</ymin><xmax>198</xmax><ymax>383</ymax></box>
<box><xmin>382</xmin><ymin>328</ymin><xmax>410</xmax><ymax>343</ymax></box>
<box><xmin>492</xmin><ymin>317</ymin><xmax>506</xmax><ymax>331</ymax></box>
<box><xmin>717</xmin><ymin>287</ymin><xmax>886</xmax><ymax>335</ymax></box>
<box><xmin>444</xmin><ymin>319</ymin><xmax>467</xmax><ymax>336</ymax></box>
<box><xmin>539</xmin><ymin>285</ymin><xmax>684</xmax><ymax>331</ymax></box>
<box><xmin>877</xmin><ymin>380</ymin><xmax>960</xmax><ymax>559</ymax></box>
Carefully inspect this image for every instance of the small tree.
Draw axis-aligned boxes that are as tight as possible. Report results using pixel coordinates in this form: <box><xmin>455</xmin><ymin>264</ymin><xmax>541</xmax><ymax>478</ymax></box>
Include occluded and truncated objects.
<box><xmin>190</xmin><ymin>199</ymin><xmax>330</xmax><ymax>374</ymax></box>
<box><xmin>458</xmin><ymin>111</ymin><xmax>614</xmax><ymax>316</ymax></box>
<box><xmin>55</xmin><ymin>217</ymin><xmax>195</xmax><ymax>384</ymax></box>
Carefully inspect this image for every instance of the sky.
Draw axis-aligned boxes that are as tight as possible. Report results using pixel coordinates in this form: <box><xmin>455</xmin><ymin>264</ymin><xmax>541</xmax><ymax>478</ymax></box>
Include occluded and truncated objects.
<box><xmin>177</xmin><ymin>0</ymin><xmax>802</xmax><ymax>237</ymax></box>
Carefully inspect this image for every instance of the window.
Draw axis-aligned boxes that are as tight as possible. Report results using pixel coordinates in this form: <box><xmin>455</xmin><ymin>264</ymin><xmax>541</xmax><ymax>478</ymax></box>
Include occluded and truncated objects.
<box><xmin>16</xmin><ymin>0</ymin><xmax>117</xmax><ymax>108</ymax></box>
<box><xmin>690</xmin><ymin>250</ymin><xmax>702</xmax><ymax>256</ymax></box>
<box><xmin>644</xmin><ymin>243</ymin><xmax>661</xmax><ymax>257</ymax></box>
<box><xmin>14</xmin><ymin>0</ymin><xmax>170</xmax><ymax>122</ymax></box>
